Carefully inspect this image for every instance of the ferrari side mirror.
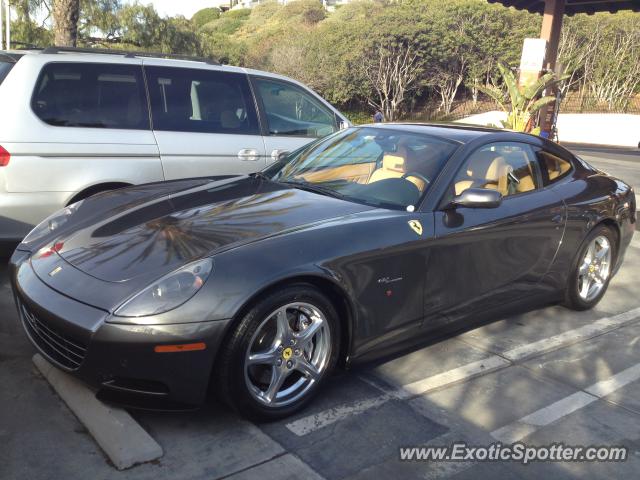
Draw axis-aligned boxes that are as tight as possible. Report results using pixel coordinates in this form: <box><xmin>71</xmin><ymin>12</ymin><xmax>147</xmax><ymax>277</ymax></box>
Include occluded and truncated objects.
<box><xmin>452</xmin><ymin>188</ymin><xmax>502</xmax><ymax>208</ymax></box>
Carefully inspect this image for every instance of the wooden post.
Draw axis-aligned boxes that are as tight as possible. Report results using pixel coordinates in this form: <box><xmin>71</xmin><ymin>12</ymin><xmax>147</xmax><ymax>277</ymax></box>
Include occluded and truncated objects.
<box><xmin>539</xmin><ymin>0</ymin><xmax>565</xmax><ymax>137</ymax></box>
<box><xmin>0</xmin><ymin>0</ymin><xmax>4</xmax><ymax>51</ymax></box>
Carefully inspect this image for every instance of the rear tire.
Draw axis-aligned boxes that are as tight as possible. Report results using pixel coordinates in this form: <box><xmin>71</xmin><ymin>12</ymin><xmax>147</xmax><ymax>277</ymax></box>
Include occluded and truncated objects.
<box><xmin>564</xmin><ymin>225</ymin><xmax>617</xmax><ymax>311</ymax></box>
<box><xmin>215</xmin><ymin>284</ymin><xmax>340</xmax><ymax>421</ymax></box>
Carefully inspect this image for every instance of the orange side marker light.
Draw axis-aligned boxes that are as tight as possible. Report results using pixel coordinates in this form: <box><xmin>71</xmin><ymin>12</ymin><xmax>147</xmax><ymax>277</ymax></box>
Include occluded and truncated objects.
<box><xmin>154</xmin><ymin>342</ymin><xmax>206</xmax><ymax>353</ymax></box>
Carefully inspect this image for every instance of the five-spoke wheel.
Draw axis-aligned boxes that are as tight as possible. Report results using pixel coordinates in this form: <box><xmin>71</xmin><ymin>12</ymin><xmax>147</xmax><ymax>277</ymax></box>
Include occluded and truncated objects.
<box><xmin>566</xmin><ymin>225</ymin><xmax>617</xmax><ymax>311</ymax></box>
<box><xmin>245</xmin><ymin>302</ymin><xmax>331</xmax><ymax>407</ymax></box>
<box><xmin>216</xmin><ymin>284</ymin><xmax>339</xmax><ymax>420</ymax></box>
<box><xmin>576</xmin><ymin>235</ymin><xmax>612</xmax><ymax>302</ymax></box>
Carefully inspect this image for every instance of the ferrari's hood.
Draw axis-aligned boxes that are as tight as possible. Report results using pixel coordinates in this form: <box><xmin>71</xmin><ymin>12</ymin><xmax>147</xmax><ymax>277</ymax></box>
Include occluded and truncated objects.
<box><xmin>54</xmin><ymin>176</ymin><xmax>373</xmax><ymax>283</ymax></box>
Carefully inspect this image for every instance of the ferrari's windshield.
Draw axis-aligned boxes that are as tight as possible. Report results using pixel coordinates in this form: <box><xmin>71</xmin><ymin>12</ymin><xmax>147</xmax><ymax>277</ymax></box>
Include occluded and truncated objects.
<box><xmin>267</xmin><ymin>127</ymin><xmax>458</xmax><ymax>210</ymax></box>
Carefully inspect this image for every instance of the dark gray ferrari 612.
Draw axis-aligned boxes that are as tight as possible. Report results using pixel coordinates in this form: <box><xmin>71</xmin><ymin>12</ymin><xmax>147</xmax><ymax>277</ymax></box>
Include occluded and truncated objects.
<box><xmin>10</xmin><ymin>124</ymin><xmax>636</xmax><ymax>420</ymax></box>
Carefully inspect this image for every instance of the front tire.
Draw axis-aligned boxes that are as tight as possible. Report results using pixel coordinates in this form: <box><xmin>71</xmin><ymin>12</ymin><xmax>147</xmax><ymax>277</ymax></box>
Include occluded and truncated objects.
<box><xmin>216</xmin><ymin>284</ymin><xmax>340</xmax><ymax>421</ymax></box>
<box><xmin>564</xmin><ymin>225</ymin><xmax>617</xmax><ymax>311</ymax></box>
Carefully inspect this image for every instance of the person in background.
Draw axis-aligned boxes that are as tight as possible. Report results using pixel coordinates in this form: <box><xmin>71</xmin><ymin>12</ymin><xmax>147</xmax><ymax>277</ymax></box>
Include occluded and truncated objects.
<box><xmin>373</xmin><ymin>110</ymin><xmax>384</xmax><ymax>123</ymax></box>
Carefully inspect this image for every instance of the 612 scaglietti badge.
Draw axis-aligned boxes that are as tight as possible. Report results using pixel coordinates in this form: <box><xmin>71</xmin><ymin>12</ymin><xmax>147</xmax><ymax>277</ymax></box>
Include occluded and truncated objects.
<box><xmin>10</xmin><ymin>124</ymin><xmax>636</xmax><ymax>420</ymax></box>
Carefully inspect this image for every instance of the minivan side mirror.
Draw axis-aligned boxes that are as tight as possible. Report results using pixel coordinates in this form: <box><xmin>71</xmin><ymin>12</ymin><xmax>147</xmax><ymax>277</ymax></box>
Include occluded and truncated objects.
<box><xmin>452</xmin><ymin>188</ymin><xmax>502</xmax><ymax>208</ymax></box>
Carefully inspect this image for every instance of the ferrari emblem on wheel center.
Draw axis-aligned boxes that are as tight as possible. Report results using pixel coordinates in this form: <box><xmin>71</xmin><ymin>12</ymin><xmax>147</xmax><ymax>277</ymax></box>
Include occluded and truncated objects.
<box><xmin>282</xmin><ymin>347</ymin><xmax>293</xmax><ymax>360</ymax></box>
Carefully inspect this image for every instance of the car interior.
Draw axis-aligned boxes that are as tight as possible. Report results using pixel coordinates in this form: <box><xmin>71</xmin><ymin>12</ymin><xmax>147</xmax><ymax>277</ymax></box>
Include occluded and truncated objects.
<box><xmin>152</xmin><ymin>75</ymin><xmax>254</xmax><ymax>134</ymax></box>
<box><xmin>287</xmin><ymin>133</ymin><xmax>455</xmax><ymax>208</ymax></box>
<box><xmin>540</xmin><ymin>150</ymin><xmax>572</xmax><ymax>180</ymax></box>
<box><xmin>453</xmin><ymin>146</ymin><xmax>540</xmax><ymax>197</ymax></box>
<box><xmin>33</xmin><ymin>70</ymin><xmax>148</xmax><ymax>129</ymax></box>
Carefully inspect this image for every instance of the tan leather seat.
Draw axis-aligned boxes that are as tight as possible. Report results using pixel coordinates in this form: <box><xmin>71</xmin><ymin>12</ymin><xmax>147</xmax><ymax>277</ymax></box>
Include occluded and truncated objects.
<box><xmin>368</xmin><ymin>152</ymin><xmax>406</xmax><ymax>183</ymax></box>
<box><xmin>368</xmin><ymin>147</ymin><xmax>427</xmax><ymax>192</ymax></box>
<box><xmin>503</xmin><ymin>151</ymin><xmax>536</xmax><ymax>194</ymax></box>
<box><xmin>454</xmin><ymin>151</ymin><xmax>510</xmax><ymax>196</ymax></box>
<box><xmin>547</xmin><ymin>156</ymin><xmax>571</xmax><ymax>180</ymax></box>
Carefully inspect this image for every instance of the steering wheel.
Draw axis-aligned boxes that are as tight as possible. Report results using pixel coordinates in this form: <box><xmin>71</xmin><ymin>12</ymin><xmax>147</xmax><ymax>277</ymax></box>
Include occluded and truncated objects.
<box><xmin>402</xmin><ymin>172</ymin><xmax>430</xmax><ymax>190</ymax></box>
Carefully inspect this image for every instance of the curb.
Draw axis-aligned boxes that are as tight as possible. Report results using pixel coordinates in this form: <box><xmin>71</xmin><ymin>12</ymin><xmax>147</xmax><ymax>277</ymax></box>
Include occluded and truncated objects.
<box><xmin>33</xmin><ymin>353</ymin><xmax>163</xmax><ymax>470</ymax></box>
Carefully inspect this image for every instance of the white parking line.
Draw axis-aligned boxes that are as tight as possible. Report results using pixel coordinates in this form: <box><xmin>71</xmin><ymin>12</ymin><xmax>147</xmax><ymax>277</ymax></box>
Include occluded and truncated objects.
<box><xmin>286</xmin><ymin>307</ymin><xmax>640</xmax><ymax>437</ymax></box>
<box><xmin>396</xmin><ymin>356</ymin><xmax>510</xmax><ymax>398</ymax></box>
<box><xmin>502</xmin><ymin>306</ymin><xmax>640</xmax><ymax>361</ymax></box>
<box><xmin>285</xmin><ymin>393</ymin><xmax>393</xmax><ymax>436</ymax></box>
<box><xmin>286</xmin><ymin>356</ymin><xmax>510</xmax><ymax>436</ymax></box>
<box><xmin>491</xmin><ymin>363</ymin><xmax>640</xmax><ymax>443</ymax></box>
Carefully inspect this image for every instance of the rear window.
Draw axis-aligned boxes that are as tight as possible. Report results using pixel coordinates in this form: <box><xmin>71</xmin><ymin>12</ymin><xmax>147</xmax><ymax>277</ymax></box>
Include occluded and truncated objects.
<box><xmin>536</xmin><ymin>149</ymin><xmax>573</xmax><ymax>185</ymax></box>
<box><xmin>31</xmin><ymin>62</ymin><xmax>150</xmax><ymax>130</ymax></box>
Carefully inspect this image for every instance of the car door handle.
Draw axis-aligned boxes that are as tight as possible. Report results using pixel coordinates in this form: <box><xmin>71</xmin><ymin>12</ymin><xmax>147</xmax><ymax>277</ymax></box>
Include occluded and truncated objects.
<box><xmin>271</xmin><ymin>149</ymin><xmax>290</xmax><ymax>161</ymax></box>
<box><xmin>238</xmin><ymin>149</ymin><xmax>259</xmax><ymax>161</ymax></box>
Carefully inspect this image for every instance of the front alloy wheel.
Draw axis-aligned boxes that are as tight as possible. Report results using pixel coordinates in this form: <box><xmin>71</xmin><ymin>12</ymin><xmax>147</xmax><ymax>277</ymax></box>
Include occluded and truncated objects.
<box><xmin>245</xmin><ymin>302</ymin><xmax>331</xmax><ymax>407</ymax></box>
<box><xmin>216</xmin><ymin>285</ymin><xmax>339</xmax><ymax>420</ymax></box>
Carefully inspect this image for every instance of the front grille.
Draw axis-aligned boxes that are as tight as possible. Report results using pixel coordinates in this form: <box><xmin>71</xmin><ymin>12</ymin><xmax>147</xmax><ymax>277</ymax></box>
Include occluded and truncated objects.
<box><xmin>20</xmin><ymin>302</ymin><xmax>87</xmax><ymax>370</ymax></box>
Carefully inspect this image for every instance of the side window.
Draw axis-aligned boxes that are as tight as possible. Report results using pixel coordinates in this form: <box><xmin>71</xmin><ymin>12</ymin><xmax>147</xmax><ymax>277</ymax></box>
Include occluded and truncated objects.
<box><xmin>145</xmin><ymin>67</ymin><xmax>259</xmax><ymax>135</ymax></box>
<box><xmin>32</xmin><ymin>63</ymin><xmax>149</xmax><ymax>130</ymax></box>
<box><xmin>536</xmin><ymin>149</ymin><xmax>573</xmax><ymax>185</ymax></box>
<box><xmin>254</xmin><ymin>78</ymin><xmax>337</xmax><ymax>138</ymax></box>
<box><xmin>453</xmin><ymin>142</ymin><xmax>542</xmax><ymax>198</ymax></box>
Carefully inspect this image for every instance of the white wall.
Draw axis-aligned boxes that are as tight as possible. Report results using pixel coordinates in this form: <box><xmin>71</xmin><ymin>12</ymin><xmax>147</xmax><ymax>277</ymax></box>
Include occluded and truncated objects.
<box><xmin>458</xmin><ymin>111</ymin><xmax>640</xmax><ymax>148</ymax></box>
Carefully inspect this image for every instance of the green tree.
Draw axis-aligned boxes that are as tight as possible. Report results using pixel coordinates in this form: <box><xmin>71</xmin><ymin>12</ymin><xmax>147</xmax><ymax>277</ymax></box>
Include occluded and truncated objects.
<box><xmin>478</xmin><ymin>63</ymin><xmax>562</xmax><ymax>134</ymax></box>
<box><xmin>192</xmin><ymin>7</ymin><xmax>220</xmax><ymax>29</ymax></box>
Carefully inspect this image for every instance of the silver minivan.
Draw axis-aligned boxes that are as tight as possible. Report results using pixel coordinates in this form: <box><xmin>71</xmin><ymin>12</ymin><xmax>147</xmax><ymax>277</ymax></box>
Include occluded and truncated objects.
<box><xmin>0</xmin><ymin>48</ymin><xmax>350</xmax><ymax>243</ymax></box>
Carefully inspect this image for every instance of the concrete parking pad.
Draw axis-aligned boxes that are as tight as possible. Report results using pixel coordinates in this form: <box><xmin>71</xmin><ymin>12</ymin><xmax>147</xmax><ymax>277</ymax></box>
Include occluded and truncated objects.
<box><xmin>32</xmin><ymin>354</ymin><xmax>163</xmax><ymax>470</ymax></box>
<box><xmin>369</xmin><ymin>337</ymin><xmax>500</xmax><ymax>388</ymax></box>
<box><xmin>522</xmin><ymin>321</ymin><xmax>640</xmax><ymax>415</ymax></box>
<box><xmin>423</xmin><ymin>366</ymin><xmax>578</xmax><ymax>433</ymax></box>
<box><xmin>224</xmin><ymin>454</ymin><xmax>325</xmax><ymax>480</ymax></box>
<box><xmin>504</xmin><ymin>400</ymin><xmax>640</xmax><ymax>480</ymax></box>
<box><xmin>263</xmin><ymin>375</ymin><xmax>448</xmax><ymax>480</ymax></box>
<box><xmin>286</xmin><ymin>339</ymin><xmax>509</xmax><ymax>437</ymax></box>
<box><xmin>132</xmin><ymin>405</ymin><xmax>287</xmax><ymax>480</ymax></box>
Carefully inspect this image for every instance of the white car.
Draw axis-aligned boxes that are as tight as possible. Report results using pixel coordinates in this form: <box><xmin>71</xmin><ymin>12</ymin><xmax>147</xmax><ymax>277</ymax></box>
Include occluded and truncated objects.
<box><xmin>0</xmin><ymin>47</ymin><xmax>350</xmax><ymax>245</ymax></box>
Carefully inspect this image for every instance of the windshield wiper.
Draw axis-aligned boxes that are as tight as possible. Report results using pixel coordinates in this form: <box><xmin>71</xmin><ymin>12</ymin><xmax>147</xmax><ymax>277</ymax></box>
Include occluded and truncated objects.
<box><xmin>280</xmin><ymin>179</ymin><xmax>345</xmax><ymax>200</ymax></box>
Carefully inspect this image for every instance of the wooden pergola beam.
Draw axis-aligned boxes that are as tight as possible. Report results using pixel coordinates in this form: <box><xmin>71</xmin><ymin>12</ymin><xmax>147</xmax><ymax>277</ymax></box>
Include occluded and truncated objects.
<box><xmin>489</xmin><ymin>0</ymin><xmax>638</xmax><ymax>135</ymax></box>
<box><xmin>487</xmin><ymin>0</ymin><xmax>640</xmax><ymax>15</ymax></box>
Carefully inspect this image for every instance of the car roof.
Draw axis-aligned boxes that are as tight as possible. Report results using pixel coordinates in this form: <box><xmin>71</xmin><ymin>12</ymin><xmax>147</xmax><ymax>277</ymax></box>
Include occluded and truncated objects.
<box><xmin>9</xmin><ymin>47</ymin><xmax>329</xmax><ymax>93</ymax></box>
<box><xmin>357</xmin><ymin>122</ymin><xmax>517</xmax><ymax>144</ymax></box>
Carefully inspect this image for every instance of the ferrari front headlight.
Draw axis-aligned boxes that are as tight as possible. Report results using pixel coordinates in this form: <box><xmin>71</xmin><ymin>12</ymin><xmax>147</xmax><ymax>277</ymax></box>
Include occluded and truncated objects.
<box><xmin>22</xmin><ymin>200</ymin><xmax>84</xmax><ymax>245</ymax></box>
<box><xmin>114</xmin><ymin>258</ymin><xmax>213</xmax><ymax>318</ymax></box>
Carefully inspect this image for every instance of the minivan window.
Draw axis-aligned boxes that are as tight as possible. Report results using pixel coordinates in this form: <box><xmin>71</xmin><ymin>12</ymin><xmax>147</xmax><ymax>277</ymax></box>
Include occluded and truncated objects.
<box><xmin>32</xmin><ymin>63</ymin><xmax>150</xmax><ymax>130</ymax></box>
<box><xmin>145</xmin><ymin>66</ymin><xmax>259</xmax><ymax>135</ymax></box>
<box><xmin>254</xmin><ymin>78</ymin><xmax>337</xmax><ymax>138</ymax></box>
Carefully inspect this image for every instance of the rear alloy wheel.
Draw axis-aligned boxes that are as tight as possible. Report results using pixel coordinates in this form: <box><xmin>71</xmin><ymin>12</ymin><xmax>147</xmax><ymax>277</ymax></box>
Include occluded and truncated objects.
<box><xmin>216</xmin><ymin>285</ymin><xmax>339</xmax><ymax>420</ymax></box>
<box><xmin>565</xmin><ymin>226</ymin><xmax>617</xmax><ymax>310</ymax></box>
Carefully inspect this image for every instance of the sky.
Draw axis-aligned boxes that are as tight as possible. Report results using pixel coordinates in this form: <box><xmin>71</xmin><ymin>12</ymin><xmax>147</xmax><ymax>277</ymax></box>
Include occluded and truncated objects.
<box><xmin>123</xmin><ymin>1</ymin><xmax>222</xmax><ymax>19</ymax></box>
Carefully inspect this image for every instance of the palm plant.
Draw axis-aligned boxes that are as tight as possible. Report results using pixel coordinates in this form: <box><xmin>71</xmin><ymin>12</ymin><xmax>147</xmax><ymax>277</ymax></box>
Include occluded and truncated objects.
<box><xmin>479</xmin><ymin>63</ymin><xmax>565</xmax><ymax>135</ymax></box>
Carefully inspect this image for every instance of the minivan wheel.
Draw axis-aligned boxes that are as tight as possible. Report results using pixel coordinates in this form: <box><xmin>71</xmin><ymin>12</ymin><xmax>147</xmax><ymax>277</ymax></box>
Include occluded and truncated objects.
<box><xmin>564</xmin><ymin>225</ymin><xmax>617</xmax><ymax>311</ymax></box>
<box><xmin>216</xmin><ymin>284</ymin><xmax>340</xmax><ymax>421</ymax></box>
